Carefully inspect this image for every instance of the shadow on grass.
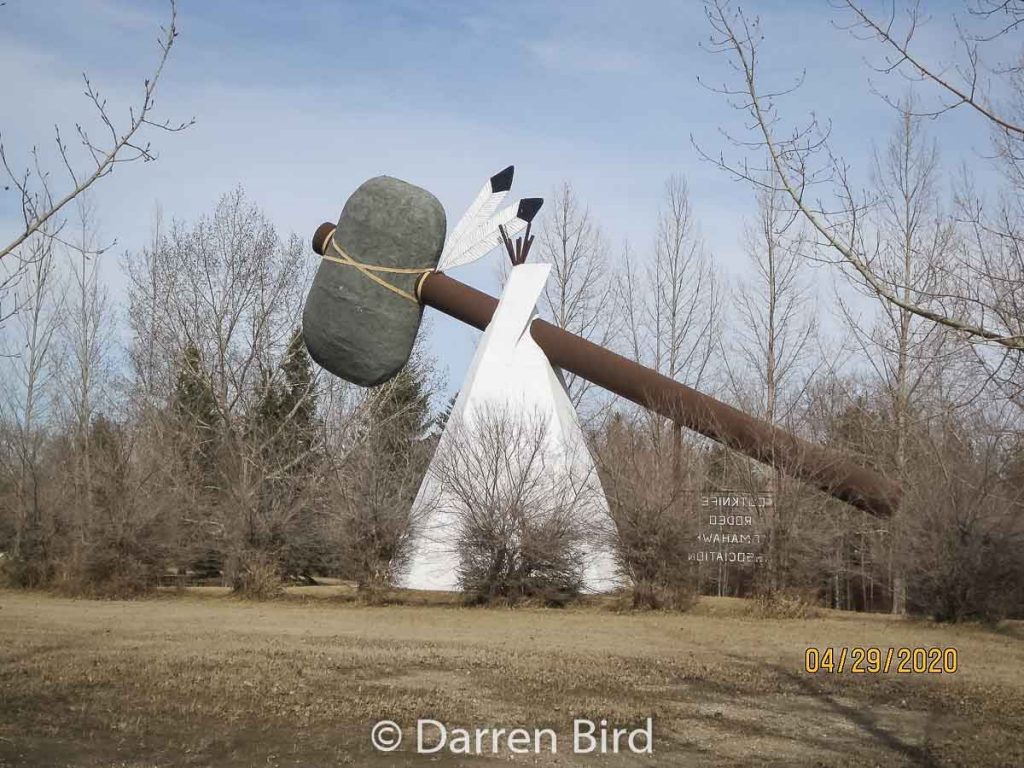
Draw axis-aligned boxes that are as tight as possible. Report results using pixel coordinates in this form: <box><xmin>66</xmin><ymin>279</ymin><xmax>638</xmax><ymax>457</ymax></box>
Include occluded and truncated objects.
<box><xmin>721</xmin><ymin>651</ymin><xmax>940</xmax><ymax>768</ymax></box>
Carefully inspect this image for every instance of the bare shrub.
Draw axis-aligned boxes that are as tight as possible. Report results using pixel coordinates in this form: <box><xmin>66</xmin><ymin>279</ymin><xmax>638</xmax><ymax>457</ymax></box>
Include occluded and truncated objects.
<box><xmin>50</xmin><ymin>416</ymin><xmax>174</xmax><ymax>597</ymax></box>
<box><xmin>750</xmin><ymin>590</ymin><xmax>822</xmax><ymax>620</ymax></box>
<box><xmin>73</xmin><ymin>540</ymin><xmax>167</xmax><ymax>598</ymax></box>
<box><xmin>328</xmin><ymin>448</ymin><xmax>427</xmax><ymax>597</ymax></box>
<box><xmin>428</xmin><ymin>406</ymin><xmax>596</xmax><ymax>606</ymax></box>
<box><xmin>225</xmin><ymin>549</ymin><xmax>284</xmax><ymax>599</ymax></box>
<box><xmin>595</xmin><ymin>413</ymin><xmax>698</xmax><ymax>610</ymax></box>
<box><xmin>902</xmin><ymin>419</ymin><xmax>1024</xmax><ymax>623</ymax></box>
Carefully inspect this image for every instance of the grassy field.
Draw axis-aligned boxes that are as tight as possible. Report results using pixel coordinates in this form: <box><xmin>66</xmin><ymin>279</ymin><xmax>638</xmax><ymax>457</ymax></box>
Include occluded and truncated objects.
<box><xmin>1</xmin><ymin>587</ymin><xmax>1022</xmax><ymax>767</ymax></box>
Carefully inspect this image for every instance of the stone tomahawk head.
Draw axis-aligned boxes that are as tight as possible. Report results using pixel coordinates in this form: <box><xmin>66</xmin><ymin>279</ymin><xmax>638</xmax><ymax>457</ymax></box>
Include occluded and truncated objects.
<box><xmin>302</xmin><ymin>176</ymin><xmax>447</xmax><ymax>387</ymax></box>
<box><xmin>302</xmin><ymin>170</ymin><xmax>542</xmax><ymax>387</ymax></box>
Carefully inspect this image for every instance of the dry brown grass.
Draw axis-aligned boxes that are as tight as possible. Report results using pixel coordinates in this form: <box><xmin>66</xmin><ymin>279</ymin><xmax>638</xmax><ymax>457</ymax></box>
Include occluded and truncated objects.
<box><xmin>1</xmin><ymin>587</ymin><xmax>1022</xmax><ymax>766</ymax></box>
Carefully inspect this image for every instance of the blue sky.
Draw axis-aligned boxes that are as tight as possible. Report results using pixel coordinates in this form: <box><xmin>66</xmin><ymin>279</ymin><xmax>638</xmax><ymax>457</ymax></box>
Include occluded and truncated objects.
<box><xmin>0</xmin><ymin>0</ymin><xmax>997</xmax><ymax>394</ymax></box>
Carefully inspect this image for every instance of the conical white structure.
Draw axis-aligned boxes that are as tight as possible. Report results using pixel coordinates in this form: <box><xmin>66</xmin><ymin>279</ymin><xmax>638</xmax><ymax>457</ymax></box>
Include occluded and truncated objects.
<box><xmin>401</xmin><ymin>263</ymin><xmax>619</xmax><ymax>593</ymax></box>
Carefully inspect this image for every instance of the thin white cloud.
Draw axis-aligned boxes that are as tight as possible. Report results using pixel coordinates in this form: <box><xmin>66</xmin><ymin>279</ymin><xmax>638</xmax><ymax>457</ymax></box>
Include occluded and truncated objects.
<box><xmin>526</xmin><ymin>38</ymin><xmax>648</xmax><ymax>75</ymax></box>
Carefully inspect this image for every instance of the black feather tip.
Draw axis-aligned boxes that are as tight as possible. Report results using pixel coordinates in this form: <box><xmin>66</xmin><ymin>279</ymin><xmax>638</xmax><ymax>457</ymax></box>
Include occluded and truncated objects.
<box><xmin>516</xmin><ymin>197</ymin><xmax>543</xmax><ymax>222</ymax></box>
<box><xmin>490</xmin><ymin>165</ymin><xmax>515</xmax><ymax>193</ymax></box>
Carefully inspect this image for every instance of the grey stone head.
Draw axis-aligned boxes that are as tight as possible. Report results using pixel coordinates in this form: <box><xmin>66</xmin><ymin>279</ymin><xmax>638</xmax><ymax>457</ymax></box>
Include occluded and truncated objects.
<box><xmin>301</xmin><ymin>176</ymin><xmax>446</xmax><ymax>387</ymax></box>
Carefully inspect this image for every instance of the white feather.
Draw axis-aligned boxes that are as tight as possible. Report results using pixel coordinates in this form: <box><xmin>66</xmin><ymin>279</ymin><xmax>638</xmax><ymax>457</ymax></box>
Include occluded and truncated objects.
<box><xmin>443</xmin><ymin>174</ymin><xmax>511</xmax><ymax>259</ymax></box>
<box><xmin>438</xmin><ymin>214</ymin><xmax>527</xmax><ymax>271</ymax></box>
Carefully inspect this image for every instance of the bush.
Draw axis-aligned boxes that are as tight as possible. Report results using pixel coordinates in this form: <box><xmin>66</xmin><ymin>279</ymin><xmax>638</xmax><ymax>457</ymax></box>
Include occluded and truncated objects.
<box><xmin>430</xmin><ymin>407</ymin><xmax>593</xmax><ymax>607</ymax></box>
<box><xmin>71</xmin><ymin>537</ymin><xmax>167</xmax><ymax>598</ymax></box>
<box><xmin>905</xmin><ymin>515</ymin><xmax>1024</xmax><ymax>624</ymax></box>
<box><xmin>750</xmin><ymin>591</ymin><xmax>821</xmax><ymax>619</ymax></box>
<box><xmin>227</xmin><ymin>549</ymin><xmax>283</xmax><ymax>599</ymax></box>
<box><xmin>458</xmin><ymin>512</ymin><xmax>586</xmax><ymax>606</ymax></box>
<box><xmin>596</xmin><ymin>415</ymin><xmax>698</xmax><ymax>610</ymax></box>
<box><xmin>902</xmin><ymin>425</ymin><xmax>1024</xmax><ymax>624</ymax></box>
<box><xmin>1</xmin><ymin>553</ymin><xmax>52</xmax><ymax>589</ymax></box>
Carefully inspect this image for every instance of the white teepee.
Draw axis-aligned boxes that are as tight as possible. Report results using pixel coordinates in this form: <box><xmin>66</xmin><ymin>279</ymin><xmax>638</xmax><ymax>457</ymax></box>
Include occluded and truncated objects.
<box><xmin>401</xmin><ymin>262</ymin><xmax>619</xmax><ymax>592</ymax></box>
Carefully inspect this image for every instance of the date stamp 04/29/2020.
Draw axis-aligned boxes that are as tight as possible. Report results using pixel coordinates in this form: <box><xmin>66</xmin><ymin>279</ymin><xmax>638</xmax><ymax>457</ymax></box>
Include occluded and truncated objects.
<box><xmin>804</xmin><ymin>647</ymin><xmax>959</xmax><ymax>675</ymax></box>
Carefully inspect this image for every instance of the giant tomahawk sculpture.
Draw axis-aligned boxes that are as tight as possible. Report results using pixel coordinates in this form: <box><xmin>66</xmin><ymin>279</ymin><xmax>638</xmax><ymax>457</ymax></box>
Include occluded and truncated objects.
<box><xmin>301</xmin><ymin>173</ymin><xmax>900</xmax><ymax>532</ymax></box>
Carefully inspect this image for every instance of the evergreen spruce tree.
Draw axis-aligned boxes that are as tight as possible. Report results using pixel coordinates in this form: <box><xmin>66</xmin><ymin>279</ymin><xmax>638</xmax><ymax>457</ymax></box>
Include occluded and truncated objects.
<box><xmin>280</xmin><ymin>330</ymin><xmax>317</xmax><ymax>460</ymax></box>
<box><xmin>366</xmin><ymin>360</ymin><xmax>432</xmax><ymax>460</ymax></box>
<box><xmin>246</xmin><ymin>329</ymin><xmax>323</xmax><ymax>582</ymax></box>
<box><xmin>170</xmin><ymin>345</ymin><xmax>222</xmax><ymax>578</ymax></box>
<box><xmin>431</xmin><ymin>393</ymin><xmax>458</xmax><ymax>441</ymax></box>
<box><xmin>172</xmin><ymin>344</ymin><xmax>220</xmax><ymax>482</ymax></box>
<box><xmin>250</xmin><ymin>330</ymin><xmax>317</xmax><ymax>464</ymax></box>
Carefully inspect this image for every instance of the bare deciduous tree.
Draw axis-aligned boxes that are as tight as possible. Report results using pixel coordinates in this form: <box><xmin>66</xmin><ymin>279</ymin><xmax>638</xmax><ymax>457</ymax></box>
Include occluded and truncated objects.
<box><xmin>124</xmin><ymin>188</ymin><xmax>317</xmax><ymax>593</ymax></box>
<box><xmin>728</xmin><ymin>176</ymin><xmax>817</xmax><ymax>425</ymax></box>
<box><xmin>651</xmin><ymin>176</ymin><xmax>721</xmax><ymax>390</ymax></box>
<box><xmin>529</xmin><ymin>182</ymin><xmax>616</xmax><ymax>415</ymax></box>
<box><xmin>0</xmin><ymin>0</ymin><xmax>191</xmax><ymax>325</ymax></box>
<box><xmin>857</xmin><ymin>101</ymin><xmax>962</xmax><ymax>612</ymax></box>
<box><xmin>722</xmin><ymin>175</ymin><xmax>820</xmax><ymax>601</ymax></box>
<box><xmin>0</xmin><ymin>227</ymin><xmax>63</xmax><ymax>585</ymax></box>
<box><xmin>57</xmin><ymin>196</ymin><xmax>114</xmax><ymax>575</ymax></box>
<box><xmin>619</xmin><ymin>176</ymin><xmax>722</xmax><ymax>449</ymax></box>
<box><xmin>699</xmin><ymin>0</ymin><xmax>1024</xmax><ymax>363</ymax></box>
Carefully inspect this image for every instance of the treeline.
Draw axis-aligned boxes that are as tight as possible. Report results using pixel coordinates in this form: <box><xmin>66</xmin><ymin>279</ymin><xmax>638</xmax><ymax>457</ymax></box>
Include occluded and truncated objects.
<box><xmin>0</xmin><ymin>189</ymin><xmax>439</xmax><ymax>599</ymax></box>
<box><xmin>3</xmin><ymin>106</ymin><xmax>1024</xmax><ymax>622</ymax></box>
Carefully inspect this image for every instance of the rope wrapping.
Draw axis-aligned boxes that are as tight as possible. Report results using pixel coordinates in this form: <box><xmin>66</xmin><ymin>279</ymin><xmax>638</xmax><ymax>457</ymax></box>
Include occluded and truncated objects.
<box><xmin>321</xmin><ymin>227</ymin><xmax>431</xmax><ymax>303</ymax></box>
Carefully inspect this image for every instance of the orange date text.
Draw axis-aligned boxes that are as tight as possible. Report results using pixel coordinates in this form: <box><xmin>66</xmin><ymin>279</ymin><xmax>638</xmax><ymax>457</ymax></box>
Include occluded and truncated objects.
<box><xmin>803</xmin><ymin>647</ymin><xmax>958</xmax><ymax>674</ymax></box>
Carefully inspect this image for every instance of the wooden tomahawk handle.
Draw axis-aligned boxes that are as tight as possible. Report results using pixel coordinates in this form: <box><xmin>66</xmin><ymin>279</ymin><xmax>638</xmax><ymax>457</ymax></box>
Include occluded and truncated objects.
<box><xmin>418</xmin><ymin>270</ymin><xmax>900</xmax><ymax>518</ymax></box>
